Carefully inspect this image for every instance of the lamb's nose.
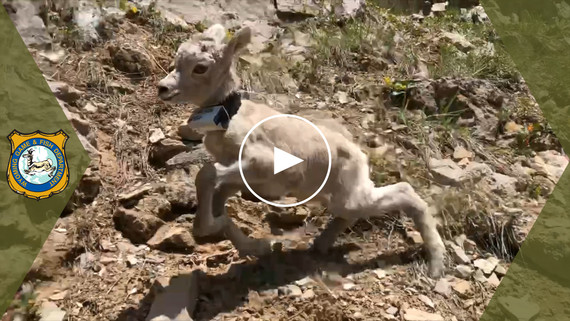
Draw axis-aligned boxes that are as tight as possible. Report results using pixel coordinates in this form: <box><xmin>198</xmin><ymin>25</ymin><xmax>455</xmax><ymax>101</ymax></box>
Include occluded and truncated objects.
<box><xmin>157</xmin><ymin>85</ymin><xmax>169</xmax><ymax>96</ymax></box>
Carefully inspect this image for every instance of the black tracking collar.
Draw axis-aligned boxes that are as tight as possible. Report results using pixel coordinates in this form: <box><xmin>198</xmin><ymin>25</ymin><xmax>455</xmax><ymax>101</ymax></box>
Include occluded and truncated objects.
<box><xmin>211</xmin><ymin>91</ymin><xmax>242</xmax><ymax>129</ymax></box>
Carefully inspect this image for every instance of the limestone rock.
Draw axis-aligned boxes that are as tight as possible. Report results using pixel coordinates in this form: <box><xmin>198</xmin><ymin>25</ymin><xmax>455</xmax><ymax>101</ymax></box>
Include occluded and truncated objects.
<box><xmin>473</xmin><ymin>269</ymin><xmax>487</xmax><ymax>283</ymax></box>
<box><xmin>534</xmin><ymin>150</ymin><xmax>568</xmax><ymax>181</ymax></box>
<box><xmin>474</xmin><ymin>257</ymin><xmax>498</xmax><ymax>275</ymax></box>
<box><xmin>82</xmin><ymin>102</ymin><xmax>98</xmax><ymax>113</ymax></box>
<box><xmin>429</xmin><ymin>158</ymin><xmax>464</xmax><ymax>186</ymax></box>
<box><xmin>28</xmin><ymin>226</ymin><xmax>80</xmax><ymax>279</ymax></box>
<box><xmin>147</xmin><ymin>225</ymin><xmax>196</xmax><ymax>253</ymax></box>
<box><xmin>453</xmin><ymin>146</ymin><xmax>473</xmax><ymax>160</ymax></box>
<box><xmin>38</xmin><ymin>301</ymin><xmax>66</xmax><ymax>321</ymax></box>
<box><xmin>275</xmin><ymin>0</ymin><xmax>321</xmax><ymax>17</ymax></box>
<box><xmin>463</xmin><ymin>162</ymin><xmax>493</xmax><ymax>181</ymax></box>
<box><xmin>429</xmin><ymin>159</ymin><xmax>490</xmax><ymax>186</ymax></box>
<box><xmin>150</xmin><ymin>139</ymin><xmax>191</xmax><ymax>166</ymax></box>
<box><xmin>108</xmin><ymin>43</ymin><xmax>155</xmax><ymax>76</ymax></box>
<box><xmin>433</xmin><ymin>278</ymin><xmax>451</xmax><ymax>297</ymax></box>
<box><xmin>494</xmin><ymin>264</ymin><xmax>507</xmax><ymax>276</ymax></box>
<box><xmin>301</xmin><ymin>289</ymin><xmax>315</xmax><ymax>299</ymax></box>
<box><xmin>332</xmin><ymin>0</ymin><xmax>366</xmax><ymax>19</ymax></box>
<box><xmin>403</xmin><ymin>308</ymin><xmax>444</xmax><ymax>321</ymax></box>
<box><xmin>136</xmin><ymin>195</ymin><xmax>172</xmax><ymax>220</ymax></box>
<box><xmin>386</xmin><ymin>306</ymin><xmax>398</xmax><ymax>315</ymax></box>
<box><xmin>407</xmin><ymin>230</ymin><xmax>424</xmax><ymax>244</ymax></box>
<box><xmin>8</xmin><ymin>1</ymin><xmax>51</xmax><ymax>49</ymax></box>
<box><xmin>487</xmin><ymin>273</ymin><xmax>501</xmax><ymax>287</ymax></box>
<box><xmin>161</xmin><ymin>10</ymin><xmax>190</xmax><ymax>30</ymax></box>
<box><xmin>504</xmin><ymin>121</ymin><xmax>523</xmax><ymax>134</ymax></box>
<box><xmin>451</xmin><ymin>245</ymin><xmax>471</xmax><ymax>265</ymax></box>
<box><xmin>149</xmin><ymin>128</ymin><xmax>166</xmax><ymax>144</ymax></box>
<box><xmin>455</xmin><ymin>265</ymin><xmax>474</xmax><ymax>279</ymax></box>
<box><xmin>452</xmin><ymin>279</ymin><xmax>471</xmax><ymax>296</ymax></box>
<box><xmin>146</xmin><ymin>272</ymin><xmax>201</xmax><ymax>321</ymax></box>
<box><xmin>165</xmin><ymin>146</ymin><xmax>213</xmax><ymax>170</ymax></box>
<box><xmin>279</xmin><ymin>284</ymin><xmax>303</xmax><ymax>297</ymax></box>
<box><xmin>113</xmin><ymin>207</ymin><xmax>165</xmax><ymax>244</ymax></box>
<box><xmin>342</xmin><ymin>282</ymin><xmax>357</xmax><ymax>291</ymax></box>
<box><xmin>418</xmin><ymin>294</ymin><xmax>435</xmax><ymax>309</ymax></box>
<box><xmin>490</xmin><ymin>173</ymin><xmax>518</xmax><ymax>196</ymax></box>
<box><xmin>48</xmin><ymin>81</ymin><xmax>84</xmax><ymax>105</ymax></box>
<box><xmin>295</xmin><ymin>277</ymin><xmax>316</xmax><ymax>287</ymax></box>
<box><xmin>118</xmin><ymin>184</ymin><xmax>153</xmax><ymax>206</ymax></box>
<box><xmin>164</xmin><ymin>168</ymin><xmax>198</xmax><ymax>212</ymax></box>
<box><xmin>431</xmin><ymin>2</ymin><xmax>446</xmax><ymax>15</ymax></box>
<box><xmin>334</xmin><ymin>91</ymin><xmax>349</xmax><ymax>104</ymax></box>
<box><xmin>442</xmin><ymin>31</ymin><xmax>475</xmax><ymax>53</ymax></box>
<box><xmin>470</xmin><ymin>5</ymin><xmax>490</xmax><ymax>23</ymax></box>
<box><xmin>265</xmin><ymin>207</ymin><xmax>308</xmax><ymax>227</ymax></box>
<box><xmin>72</xmin><ymin>1</ymin><xmax>104</xmax><ymax>48</ymax></box>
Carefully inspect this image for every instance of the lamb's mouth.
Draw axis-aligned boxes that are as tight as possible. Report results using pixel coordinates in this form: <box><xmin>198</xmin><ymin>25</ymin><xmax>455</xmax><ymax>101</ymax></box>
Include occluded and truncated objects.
<box><xmin>160</xmin><ymin>91</ymin><xmax>180</xmax><ymax>102</ymax></box>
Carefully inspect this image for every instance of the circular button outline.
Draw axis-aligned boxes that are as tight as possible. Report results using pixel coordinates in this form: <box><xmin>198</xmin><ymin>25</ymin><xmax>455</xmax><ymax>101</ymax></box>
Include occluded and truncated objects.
<box><xmin>238</xmin><ymin>114</ymin><xmax>332</xmax><ymax>208</ymax></box>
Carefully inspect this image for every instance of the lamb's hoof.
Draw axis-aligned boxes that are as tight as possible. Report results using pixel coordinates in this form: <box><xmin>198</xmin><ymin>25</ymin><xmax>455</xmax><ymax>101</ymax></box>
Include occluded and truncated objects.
<box><xmin>428</xmin><ymin>260</ymin><xmax>445</xmax><ymax>279</ymax></box>
<box><xmin>236</xmin><ymin>238</ymin><xmax>272</xmax><ymax>258</ymax></box>
<box><xmin>192</xmin><ymin>223</ymin><xmax>224</xmax><ymax>239</ymax></box>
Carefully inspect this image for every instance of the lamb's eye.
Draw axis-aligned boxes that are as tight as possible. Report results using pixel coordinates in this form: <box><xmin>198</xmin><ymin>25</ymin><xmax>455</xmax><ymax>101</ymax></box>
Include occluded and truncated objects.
<box><xmin>193</xmin><ymin>64</ymin><xmax>208</xmax><ymax>74</ymax></box>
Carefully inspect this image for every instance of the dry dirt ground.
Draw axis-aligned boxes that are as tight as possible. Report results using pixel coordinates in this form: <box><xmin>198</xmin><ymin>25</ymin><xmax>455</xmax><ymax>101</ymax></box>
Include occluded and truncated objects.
<box><xmin>2</xmin><ymin>0</ymin><xmax>569</xmax><ymax>320</ymax></box>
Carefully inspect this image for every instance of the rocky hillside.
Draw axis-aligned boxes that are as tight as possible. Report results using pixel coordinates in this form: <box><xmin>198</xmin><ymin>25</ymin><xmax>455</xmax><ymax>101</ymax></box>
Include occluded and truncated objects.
<box><xmin>2</xmin><ymin>0</ymin><xmax>568</xmax><ymax>320</ymax></box>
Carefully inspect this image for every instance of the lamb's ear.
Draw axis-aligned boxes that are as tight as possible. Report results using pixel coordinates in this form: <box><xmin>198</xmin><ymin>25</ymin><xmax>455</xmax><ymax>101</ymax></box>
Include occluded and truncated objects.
<box><xmin>224</xmin><ymin>26</ymin><xmax>252</xmax><ymax>57</ymax></box>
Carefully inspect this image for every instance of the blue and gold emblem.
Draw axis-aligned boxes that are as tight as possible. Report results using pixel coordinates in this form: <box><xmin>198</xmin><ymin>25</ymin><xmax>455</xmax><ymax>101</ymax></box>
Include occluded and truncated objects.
<box><xmin>6</xmin><ymin>130</ymin><xmax>69</xmax><ymax>200</ymax></box>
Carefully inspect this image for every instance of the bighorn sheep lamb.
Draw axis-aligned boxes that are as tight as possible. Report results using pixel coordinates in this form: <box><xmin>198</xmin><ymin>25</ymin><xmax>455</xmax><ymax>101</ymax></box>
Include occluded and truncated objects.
<box><xmin>157</xmin><ymin>24</ymin><xmax>446</xmax><ymax>277</ymax></box>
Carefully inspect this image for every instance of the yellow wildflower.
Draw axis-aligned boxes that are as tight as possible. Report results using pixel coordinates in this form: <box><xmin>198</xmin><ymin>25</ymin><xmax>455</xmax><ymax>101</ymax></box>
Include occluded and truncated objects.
<box><xmin>226</xmin><ymin>30</ymin><xmax>234</xmax><ymax>40</ymax></box>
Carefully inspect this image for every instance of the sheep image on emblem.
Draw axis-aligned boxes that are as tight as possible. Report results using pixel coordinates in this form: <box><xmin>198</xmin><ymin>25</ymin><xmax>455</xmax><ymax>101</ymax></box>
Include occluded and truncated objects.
<box><xmin>21</xmin><ymin>148</ymin><xmax>57</xmax><ymax>178</ymax></box>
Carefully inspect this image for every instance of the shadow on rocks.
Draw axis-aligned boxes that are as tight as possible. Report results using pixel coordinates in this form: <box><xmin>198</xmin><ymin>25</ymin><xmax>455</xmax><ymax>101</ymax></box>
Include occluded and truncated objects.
<box><xmin>114</xmin><ymin>244</ymin><xmax>419</xmax><ymax>321</ymax></box>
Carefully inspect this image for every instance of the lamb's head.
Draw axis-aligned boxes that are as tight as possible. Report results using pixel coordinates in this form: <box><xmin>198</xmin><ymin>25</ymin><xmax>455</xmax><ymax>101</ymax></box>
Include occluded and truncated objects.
<box><xmin>157</xmin><ymin>24</ymin><xmax>252</xmax><ymax>106</ymax></box>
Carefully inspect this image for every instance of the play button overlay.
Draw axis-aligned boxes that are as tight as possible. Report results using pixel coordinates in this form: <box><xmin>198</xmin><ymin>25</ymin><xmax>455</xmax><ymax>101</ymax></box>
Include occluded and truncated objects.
<box><xmin>273</xmin><ymin>147</ymin><xmax>304</xmax><ymax>175</ymax></box>
<box><xmin>239</xmin><ymin>114</ymin><xmax>331</xmax><ymax>208</ymax></box>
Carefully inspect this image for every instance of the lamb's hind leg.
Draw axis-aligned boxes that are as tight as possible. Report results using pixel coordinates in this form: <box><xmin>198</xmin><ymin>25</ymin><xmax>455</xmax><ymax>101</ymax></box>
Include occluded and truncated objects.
<box><xmin>312</xmin><ymin>217</ymin><xmax>356</xmax><ymax>254</ymax></box>
<box><xmin>194</xmin><ymin>163</ymin><xmax>271</xmax><ymax>257</ymax></box>
<box><xmin>360</xmin><ymin>182</ymin><xmax>445</xmax><ymax>278</ymax></box>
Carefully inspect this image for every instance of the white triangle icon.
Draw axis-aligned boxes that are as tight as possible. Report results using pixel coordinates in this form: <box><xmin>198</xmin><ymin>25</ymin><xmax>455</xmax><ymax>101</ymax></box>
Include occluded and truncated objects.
<box><xmin>274</xmin><ymin>147</ymin><xmax>304</xmax><ymax>175</ymax></box>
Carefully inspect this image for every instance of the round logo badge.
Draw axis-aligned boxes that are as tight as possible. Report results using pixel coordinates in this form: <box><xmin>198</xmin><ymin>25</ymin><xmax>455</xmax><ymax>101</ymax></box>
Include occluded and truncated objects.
<box><xmin>7</xmin><ymin>130</ymin><xmax>69</xmax><ymax>200</ymax></box>
<box><xmin>12</xmin><ymin>142</ymin><xmax>64</xmax><ymax>192</ymax></box>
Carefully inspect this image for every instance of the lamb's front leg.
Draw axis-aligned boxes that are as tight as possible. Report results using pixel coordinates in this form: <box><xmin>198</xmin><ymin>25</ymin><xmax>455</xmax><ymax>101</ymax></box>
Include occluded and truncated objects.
<box><xmin>194</xmin><ymin>163</ymin><xmax>272</xmax><ymax>257</ymax></box>
<box><xmin>193</xmin><ymin>163</ymin><xmax>229</xmax><ymax>238</ymax></box>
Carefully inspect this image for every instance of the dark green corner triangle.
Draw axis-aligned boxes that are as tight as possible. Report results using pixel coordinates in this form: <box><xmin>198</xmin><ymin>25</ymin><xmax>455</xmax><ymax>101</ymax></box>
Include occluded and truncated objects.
<box><xmin>0</xmin><ymin>5</ymin><xmax>90</xmax><ymax>316</ymax></box>
<box><xmin>480</xmin><ymin>0</ymin><xmax>570</xmax><ymax>320</ymax></box>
